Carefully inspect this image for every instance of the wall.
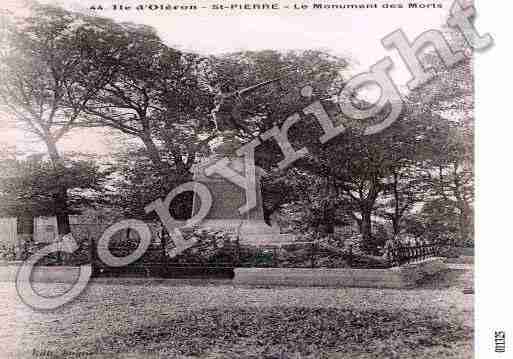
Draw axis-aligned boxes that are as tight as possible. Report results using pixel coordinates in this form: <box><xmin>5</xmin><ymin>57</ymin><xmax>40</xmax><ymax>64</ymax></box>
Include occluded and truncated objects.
<box><xmin>233</xmin><ymin>258</ymin><xmax>448</xmax><ymax>289</ymax></box>
<box><xmin>0</xmin><ymin>218</ymin><xmax>17</xmax><ymax>246</ymax></box>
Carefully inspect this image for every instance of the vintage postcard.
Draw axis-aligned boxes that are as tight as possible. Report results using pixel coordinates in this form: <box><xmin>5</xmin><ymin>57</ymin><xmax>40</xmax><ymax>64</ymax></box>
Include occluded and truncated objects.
<box><xmin>0</xmin><ymin>0</ymin><xmax>498</xmax><ymax>358</ymax></box>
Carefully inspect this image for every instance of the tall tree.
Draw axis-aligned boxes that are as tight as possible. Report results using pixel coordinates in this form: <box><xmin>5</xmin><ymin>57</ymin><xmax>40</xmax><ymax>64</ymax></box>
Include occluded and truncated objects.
<box><xmin>105</xmin><ymin>144</ymin><xmax>194</xmax><ymax>220</ymax></box>
<box><xmin>80</xmin><ymin>21</ymin><xmax>214</xmax><ymax>176</ymax></box>
<box><xmin>0</xmin><ymin>155</ymin><xmax>109</xmax><ymax>221</ymax></box>
<box><xmin>205</xmin><ymin>50</ymin><xmax>349</xmax><ymax>223</ymax></box>
<box><xmin>407</xmin><ymin>56</ymin><xmax>474</xmax><ymax>244</ymax></box>
<box><xmin>294</xmin><ymin>96</ymin><xmax>450</xmax><ymax>250</ymax></box>
<box><xmin>0</xmin><ymin>4</ymin><xmax>115</xmax><ymax>235</ymax></box>
<box><xmin>377</xmin><ymin>161</ymin><xmax>428</xmax><ymax>236</ymax></box>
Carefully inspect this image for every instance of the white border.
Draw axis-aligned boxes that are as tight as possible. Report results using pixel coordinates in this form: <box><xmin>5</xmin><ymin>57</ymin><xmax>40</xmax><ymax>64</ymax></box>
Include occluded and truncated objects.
<box><xmin>475</xmin><ymin>1</ymin><xmax>513</xmax><ymax>358</ymax></box>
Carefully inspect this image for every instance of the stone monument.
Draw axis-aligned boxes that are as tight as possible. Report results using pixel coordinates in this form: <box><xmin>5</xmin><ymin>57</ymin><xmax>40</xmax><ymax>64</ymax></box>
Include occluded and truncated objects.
<box><xmin>190</xmin><ymin>79</ymin><xmax>294</xmax><ymax>245</ymax></box>
<box><xmin>191</xmin><ymin>132</ymin><xmax>293</xmax><ymax>245</ymax></box>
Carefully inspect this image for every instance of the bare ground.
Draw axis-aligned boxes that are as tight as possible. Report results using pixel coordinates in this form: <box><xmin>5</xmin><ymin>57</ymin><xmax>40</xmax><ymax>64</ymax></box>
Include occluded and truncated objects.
<box><xmin>0</xmin><ymin>263</ymin><xmax>473</xmax><ymax>358</ymax></box>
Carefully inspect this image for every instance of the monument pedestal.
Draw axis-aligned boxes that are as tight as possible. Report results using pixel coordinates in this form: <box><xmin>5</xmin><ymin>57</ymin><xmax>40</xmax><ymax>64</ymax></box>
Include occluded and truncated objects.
<box><xmin>191</xmin><ymin>135</ymin><xmax>293</xmax><ymax>246</ymax></box>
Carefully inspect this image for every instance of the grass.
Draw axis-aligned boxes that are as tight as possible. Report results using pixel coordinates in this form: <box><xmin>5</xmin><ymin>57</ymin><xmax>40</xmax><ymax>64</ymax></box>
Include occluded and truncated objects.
<box><xmin>94</xmin><ymin>306</ymin><xmax>471</xmax><ymax>358</ymax></box>
<box><xmin>0</xmin><ymin>263</ymin><xmax>473</xmax><ymax>358</ymax></box>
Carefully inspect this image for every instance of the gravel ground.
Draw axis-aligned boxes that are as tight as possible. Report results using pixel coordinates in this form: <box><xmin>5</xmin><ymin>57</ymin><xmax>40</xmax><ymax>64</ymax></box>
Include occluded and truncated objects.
<box><xmin>0</xmin><ymin>264</ymin><xmax>473</xmax><ymax>358</ymax></box>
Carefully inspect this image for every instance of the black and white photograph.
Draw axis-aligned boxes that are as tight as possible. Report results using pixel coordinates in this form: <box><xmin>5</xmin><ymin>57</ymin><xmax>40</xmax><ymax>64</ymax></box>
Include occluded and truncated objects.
<box><xmin>0</xmin><ymin>0</ymin><xmax>503</xmax><ymax>358</ymax></box>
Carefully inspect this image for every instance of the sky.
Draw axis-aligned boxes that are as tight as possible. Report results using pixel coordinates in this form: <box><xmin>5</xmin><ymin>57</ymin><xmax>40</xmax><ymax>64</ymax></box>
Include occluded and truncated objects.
<box><xmin>1</xmin><ymin>0</ymin><xmax>454</xmax><ymax>156</ymax></box>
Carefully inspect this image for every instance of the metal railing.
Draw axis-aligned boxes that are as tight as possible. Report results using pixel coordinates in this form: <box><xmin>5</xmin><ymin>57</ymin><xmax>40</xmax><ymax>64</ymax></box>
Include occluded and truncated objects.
<box><xmin>385</xmin><ymin>240</ymin><xmax>443</xmax><ymax>267</ymax></box>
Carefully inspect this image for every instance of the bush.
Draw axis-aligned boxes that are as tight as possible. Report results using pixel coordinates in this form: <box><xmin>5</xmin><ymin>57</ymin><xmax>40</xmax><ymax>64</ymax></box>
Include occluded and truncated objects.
<box><xmin>457</xmin><ymin>237</ymin><xmax>474</xmax><ymax>248</ymax></box>
<box><xmin>23</xmin><ymin>238</ymin><xmax>92</xmax><ymax>266</ymax></box>
<box><xmin>0</xmin><ymin>242</ymin><xmax>16</xmax><ymax>261</ymax></box>
<box><xmin>167</xmin><ymin>227</ymin><xmax>238</xmax><ymax>265</ymax></box>
<box><xmin>240</xmin><ymin>250</ymin><xmax>275</xmax><ymax>267</ymax></box>
<box><xmin>238</xmin><ymin>239</ymin><xmax>352</xmax><ymax>269</ymax></box>
<box><xmin>438</xmin><ymin>246</ymin><xmax>461</xmax><ymax>258</ymax></box>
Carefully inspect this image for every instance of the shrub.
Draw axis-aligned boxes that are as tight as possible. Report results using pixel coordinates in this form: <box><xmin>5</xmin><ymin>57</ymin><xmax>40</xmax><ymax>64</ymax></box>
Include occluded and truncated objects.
<box><xmin>0</xmin><ymin>242</ymin><xmax>16</xmax><ymax>261</ymax></box>
<box><xmin>167</xmin><ymin>227</ymin><xmax>238</xmax><ymax>265</ymax></box>
<box><xmin>438</xmin><ymin>246</ymin><xmax>461</xmax><ymax>258</ymax></box>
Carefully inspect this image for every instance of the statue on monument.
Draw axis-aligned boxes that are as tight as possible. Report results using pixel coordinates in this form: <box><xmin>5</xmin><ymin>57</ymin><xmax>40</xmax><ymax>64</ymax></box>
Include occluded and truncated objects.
<box><xmin>210</xmin><ymin>76</ymin><xmax>287</xmax><ymax>136</ymax></box>
<box><xmin>189</xmin><ymin>73</ymin><xmax>296</xmax><ymax>246</ymax></box>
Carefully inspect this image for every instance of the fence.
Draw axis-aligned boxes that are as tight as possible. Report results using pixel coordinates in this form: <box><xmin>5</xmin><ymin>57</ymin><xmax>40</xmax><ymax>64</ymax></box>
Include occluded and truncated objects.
<box><xmin>385</xmin><ymin>240</ymin><xmax>443</xmax><ymax>267</ymax></box>
<box><xmin>88</xmin><ymin>233</ymin><xmax>235</xmax><ymax>279</ymax></box>
<box><xmin>9</xmin><ymin>219</ymin><xmax>444</xmax><ymax>273</ymax></box>
<box><xmin>237</xmin><ymin>239</ymin><xmax>445</xmax><ymax>269</ymax></box>
<box><xmin>9</xmin><ymin>222</ymin><xmax>235</xmax><ymax>277</ymax></box>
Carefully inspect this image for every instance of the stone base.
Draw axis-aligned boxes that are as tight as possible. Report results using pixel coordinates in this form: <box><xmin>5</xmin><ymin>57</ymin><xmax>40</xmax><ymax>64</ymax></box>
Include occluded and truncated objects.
<box><xmin>241</xmin><ymin>233</ymin><xmax>296</xmax><ymax>246</ymax></box>
<box><xmin>191</xmin><ymin>135</ymin><xmax>295</xmax><ymax>247</ymax></box>
<box><xmin>198</xmin><ymin>219</ymin><xmax>295</xmax><ymax>245</ymax></box>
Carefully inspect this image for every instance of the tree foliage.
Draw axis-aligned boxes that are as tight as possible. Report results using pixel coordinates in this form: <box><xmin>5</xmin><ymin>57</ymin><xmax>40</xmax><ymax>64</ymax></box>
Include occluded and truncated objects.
<box><xmin>0</xmin><ymin>155</ymin><xmax>110</xmax><ymax>219</ymax></box>
<box><xmin>1</xmin><ymin>3</ymin><xmax>474</xmax><ymax>251</ymax></box>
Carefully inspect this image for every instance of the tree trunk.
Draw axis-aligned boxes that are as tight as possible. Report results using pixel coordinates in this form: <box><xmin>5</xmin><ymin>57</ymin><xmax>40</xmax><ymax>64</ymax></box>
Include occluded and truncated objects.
<box><xmin>54</xmin><ymin>189</ymin><xmax>71</xmax><ymax>236</ymax></box>
<box><xmin>391</xmin><ymin>170</ymin><xmax>401</xmax><ymax>236</ymax></box>
<box><xmin>46</xmin><ymin>140</ymin><xmax>71</xmax><ymax>237</ymax></box>
<box><xmin>352</xmin><ymin>214</ymin><xmax>362</xmax><ymax>233</ymax></box>
<box><xmin>361</xmin><ymin>210</ymin><xmax>373</xmax><ymax>244</ymax></box>
<box><xmin>46</xmin><ymin>140</ymin><xmax>60</xmax><ymax>164</ymax></box>
<box><xmin>140</xmin><ymin>133</ymin><xmax>163</xmax><ymax>168</ymax></box>
<box><xmin>139</xmin><ymin>133</ymin><xmax>197</xmax><ymax>220</ymax></box>
<box><xmin>392</xmin><ymin>216</ymin><xmax>400</xmax><ymax>236</ymax></box>
<box><xmin>451</xmin><ymin>162</ymin><xmax>473</xmax><ymax>244</ymax></box>
<box><xmin>457</xmin><ymin>206</ymin><xmax>472</xmax><ymax>244</ymax></box>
